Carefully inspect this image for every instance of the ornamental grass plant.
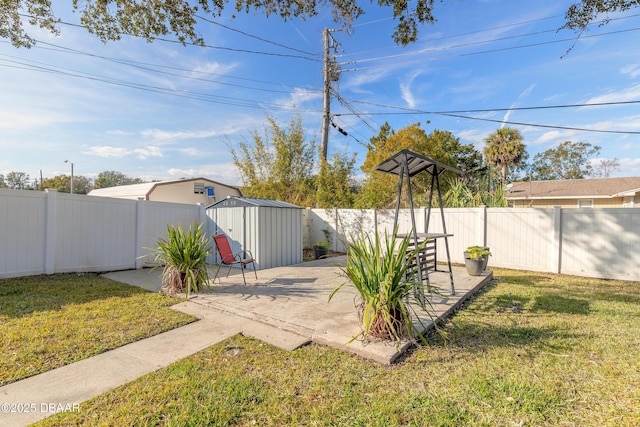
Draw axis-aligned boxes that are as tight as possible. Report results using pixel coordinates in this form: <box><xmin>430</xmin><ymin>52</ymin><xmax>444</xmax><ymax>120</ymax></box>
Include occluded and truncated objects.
<box><xmin>148</xmin><ymin>222</ymin><xmax>213</xmax><ymax>298</ymax></box>
<box><xmin>329</xmin><ymin>229</ymin><xmax>437</xmax><ymax>343</ymax></box>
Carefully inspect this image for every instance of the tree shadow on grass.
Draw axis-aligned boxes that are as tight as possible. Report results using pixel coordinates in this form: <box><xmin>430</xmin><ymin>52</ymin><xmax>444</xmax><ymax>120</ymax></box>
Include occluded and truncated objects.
<box><xmin>0</xmin><ymin>273</ymin><xmax>154</xmax><ymax>319</ymax></box>
<box><xmin>531</xmin><ymin>294</ymin><xmax>590</xmax><ymax>315</ymax></box>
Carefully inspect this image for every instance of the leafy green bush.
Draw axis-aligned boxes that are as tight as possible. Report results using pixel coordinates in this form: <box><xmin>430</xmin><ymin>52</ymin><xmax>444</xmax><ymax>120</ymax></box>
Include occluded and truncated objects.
<box><xmin>148</xmin><ymin>222</ymin><xmax>213</xmax><ymax>298</ymax></box>
<box><xmin>330</xmin><ymin>230</ymin><xmax>437</xmax><ymax>343</ymax></box>
<box><xmin>464</xmin><ymin>245</ymin><xmax>492</xmax><ymax>260</ymax></box>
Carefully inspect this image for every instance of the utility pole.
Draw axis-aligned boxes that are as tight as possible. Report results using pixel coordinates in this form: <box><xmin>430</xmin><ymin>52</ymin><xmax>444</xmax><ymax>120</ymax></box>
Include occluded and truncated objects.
<box><xmin>320</xmin><ymin>28</ymin><xmax>340</xmax><ymax>163</ymax></box>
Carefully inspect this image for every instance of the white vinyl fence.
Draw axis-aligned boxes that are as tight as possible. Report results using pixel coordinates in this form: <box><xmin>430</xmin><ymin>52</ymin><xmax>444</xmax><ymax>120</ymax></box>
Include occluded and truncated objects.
<box><xmin>304</xmin><ymin>207</ymin><xmax>640</xmax><ymax>282</ymax></box>
<box><xmin>0</xmin><ymin>189</ymin><xmax>204</xmax><ymax>279</ymax></box>
<box><xmin>2</xmin><ymin>188</ymin><xmax>639</xmax><ymax>282</ymax></box>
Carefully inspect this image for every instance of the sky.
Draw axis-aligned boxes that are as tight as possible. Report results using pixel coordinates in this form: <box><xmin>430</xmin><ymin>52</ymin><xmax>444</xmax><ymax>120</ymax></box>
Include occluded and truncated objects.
<box><xmin>2</xmin><ymin>1</ymin><xmax>640</xmax><ymax>187</ymax></box>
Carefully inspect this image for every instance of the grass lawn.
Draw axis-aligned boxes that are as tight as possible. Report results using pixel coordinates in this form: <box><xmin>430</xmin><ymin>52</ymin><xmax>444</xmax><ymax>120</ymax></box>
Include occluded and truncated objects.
<box><xmin>32</xmin><ymin>268</ymin><xmax>640</xmax><ymax>426</ymax></box>
<box><xmin>0</xmin><ymin>273</ymin><xmax>195</xmax><ymax>386</ymax></box>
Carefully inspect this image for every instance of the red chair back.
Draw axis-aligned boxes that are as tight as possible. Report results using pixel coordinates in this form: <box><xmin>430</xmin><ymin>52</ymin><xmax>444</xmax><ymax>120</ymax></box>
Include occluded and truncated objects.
<box><xmin>213</xmin><ymin>234</ymin><xmax>235</xmax><ymax>265</ymax></box>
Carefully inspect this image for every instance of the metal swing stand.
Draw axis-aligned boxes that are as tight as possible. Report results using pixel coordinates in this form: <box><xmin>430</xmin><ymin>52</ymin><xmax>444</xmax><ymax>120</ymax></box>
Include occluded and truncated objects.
<box><xmin>375</xmin><ymin>149</ymin><xmax>462</xmax><ymax>297</ymax></box>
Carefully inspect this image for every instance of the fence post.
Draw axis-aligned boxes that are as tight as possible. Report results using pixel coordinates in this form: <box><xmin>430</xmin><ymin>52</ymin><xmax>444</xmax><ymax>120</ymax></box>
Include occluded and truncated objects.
<box><xmin>476</xmin><ymin>206</ymin><xmax>487</xmax><ymax>247</ymax></box>
<box><xmin>373</xmin><ymin>209</ymin><xmax>378</xmax><ymax>235</ymax></box>
<box><xmin>44</xmin><ymin>189</ymin><xmax>57</xmax><ymax>274</ymax></box>
<box><xmin>551</xmin><ymin>206</ymin><xmax>562</xmax><ymax>273</ymax></box>
<box><xmin>197</xmin><ymin>203</ymin><xmax>206</xmax><ymax>226</ymax></box>
<box><xmin>134</xmin><ymin>198</ymin><xmax>145</xmax><ymax>269</ymax></box>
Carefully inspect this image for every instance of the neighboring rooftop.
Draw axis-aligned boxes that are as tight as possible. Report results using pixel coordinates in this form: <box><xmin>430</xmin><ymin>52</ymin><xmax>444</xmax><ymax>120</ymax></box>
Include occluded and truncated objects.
<box><xmin>88</xmin><ymin>177</ymin><xmax>242</xmax><ymax>202</ymax></box>
<box><xmin>507</xmin><ymin>177</ymin><xmax>640</xmax><ymax>200</ymax></box>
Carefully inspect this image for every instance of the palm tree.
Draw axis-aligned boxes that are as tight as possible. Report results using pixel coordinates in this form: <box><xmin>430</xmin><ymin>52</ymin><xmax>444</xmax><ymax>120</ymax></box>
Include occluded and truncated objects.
<box><xmin>483</xmin><ymin>127</ymin><xmax>526</xmax><ymax>185</ymax></box>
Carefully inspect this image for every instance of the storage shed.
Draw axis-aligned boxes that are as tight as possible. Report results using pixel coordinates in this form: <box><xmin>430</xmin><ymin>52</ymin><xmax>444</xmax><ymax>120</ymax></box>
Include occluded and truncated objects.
<box><xmin>206</xmin><ymin>197</ymin><xmax>303</xmax><ymax>270</ymax></box>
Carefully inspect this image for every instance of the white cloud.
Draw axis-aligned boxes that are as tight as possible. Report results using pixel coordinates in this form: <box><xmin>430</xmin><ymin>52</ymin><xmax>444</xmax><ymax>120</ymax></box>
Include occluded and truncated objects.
<box><xmin>615</xmin><ymin>157</ymin><xmax>640</xmax><ymax>177</ymax></box>
<box><xmin>134</xmin><ymin>146</ymin><xmax>163</xmax><ymax>159</ymax></box>
<box><xmin>621</xmin><ymin>64</ymin><xmax>640</xmax><ymax>79</ymax></box>
<box><xmin>167</xmin><ymin>162</ymin><xmax>240</xmax><ymax>184</ymax></box>
<box><xmin>458</xmin><ymin>128</ymin><xmax>489</xmax><ymax>149</ymax></box>
<box><xmin>532</xmin><ymin>130</ymin><xmax>577</xmax><ymax>145</ymax></box>
<box><xmin>289</xmin><ymin>87</ymin><xmax>323</xmax><ymax>106</ymax></box>
<box><xmin>140</xmin><ymin>128</ymin><xmax>224</xmax><ymax>141</ymax></box>
<box><xmin>191</xmin><ymin>61</ymin><xmax>238</xmax><ymax>77</ymax></box>
<box><xmin>83</xmin><ymin>146</ymin><xmax>131</xmax><ymax>158</ymax></box>
<box><xmin>179</xmin><ymin>147</ymin><xmax>200</xmax><ymax>156</ymax></box>
<box><xmin>585</xmin><ymin>83</ymin><xmax>640</xmax><ymax>104</ymax></box>
<box><xmin>0</xmin><ymin>110</ymin><xmax>70</xmax><ymax>130</ymax></box>
<box><xmin>399</xmin><ymin>71</ymin><xmax>420</xmax><ymax>108</ymax></box>
<box><xmin>502</xmin><ymin>84</ymin><xmax>536</xmax><ymax>127</ymax></box>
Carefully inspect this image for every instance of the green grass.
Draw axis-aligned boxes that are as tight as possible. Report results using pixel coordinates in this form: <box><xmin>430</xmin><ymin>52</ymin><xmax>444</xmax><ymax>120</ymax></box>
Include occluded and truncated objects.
<box><xmin>29</xmin><ymin>269</ymin><xmax>640</xmax><ymax>426</ymax></box>
<box><xmin>0</xmin><ymin>273</ymin><xmax>195</xmax><ymax>386</ymax></box>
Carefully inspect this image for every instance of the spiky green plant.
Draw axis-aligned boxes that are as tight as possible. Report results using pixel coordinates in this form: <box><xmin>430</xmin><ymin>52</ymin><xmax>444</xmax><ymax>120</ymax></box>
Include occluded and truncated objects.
<box><xmin>329</xmin><ymin>229</ymin><xmax>438</xmax><ymax>343</ymax></box>
<box><xmin>148</xmin><ymin>222</ymin><xmax>213</xmax><ymax>298</ymax></box>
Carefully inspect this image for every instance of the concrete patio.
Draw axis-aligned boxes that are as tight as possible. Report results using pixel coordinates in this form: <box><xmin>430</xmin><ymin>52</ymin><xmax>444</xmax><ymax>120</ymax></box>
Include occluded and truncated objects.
<box><xmin>107</xmin><ymin>255</ymin><xmax>493</xmax><ymax>364</ymax></box>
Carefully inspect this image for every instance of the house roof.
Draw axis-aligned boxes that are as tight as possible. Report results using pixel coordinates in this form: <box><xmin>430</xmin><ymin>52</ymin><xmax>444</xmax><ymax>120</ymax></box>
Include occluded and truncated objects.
<box><xmin>88</xmin><ymin>177</ymin><xmax>241</xmax><ymax>200</ymax></box>
<box><xmin>506</xmin><ymin>177</ymin><xmax>640</xmax><ymax>200</ymax></box>
<box><xmin>207</xmin><ymin>196</ymin><xmax>301</xmax><ymax>209</ymax></box>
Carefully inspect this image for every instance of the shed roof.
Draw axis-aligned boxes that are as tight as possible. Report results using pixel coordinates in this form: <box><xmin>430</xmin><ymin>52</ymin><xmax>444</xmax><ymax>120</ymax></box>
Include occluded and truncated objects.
<box><xmin>507</xmin><ymin>177</ymin><xmax>640</xmax><ymax>200</ymax></box>
<box><xmin>207</xmin><ymin>196</ymin><xmax>302</xmax><ymax>209</ymax></box>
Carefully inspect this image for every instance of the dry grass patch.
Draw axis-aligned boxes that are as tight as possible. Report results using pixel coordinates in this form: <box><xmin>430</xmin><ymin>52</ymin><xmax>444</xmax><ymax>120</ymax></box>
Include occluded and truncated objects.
<box><xmin>0</xmin><ymin>273</ymin><xmax>195</xmax><ymax>386</ymax></box>
<box><xmin>35</xmin><ymin>269</ymin><xmax>640</xmax><ymax>426</ymax></box>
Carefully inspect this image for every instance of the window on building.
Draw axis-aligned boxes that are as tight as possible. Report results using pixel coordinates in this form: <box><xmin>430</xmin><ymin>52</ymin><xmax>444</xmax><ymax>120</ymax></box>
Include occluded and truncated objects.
<box><xmin>578</xmin><ymin>199</ymin><xmax>593</xmax><ymax>208</ymax></box>
<box><xmin>194</xmin><ymin>182</ymin><xmax>205</xmax><ymax>194</ymax></box>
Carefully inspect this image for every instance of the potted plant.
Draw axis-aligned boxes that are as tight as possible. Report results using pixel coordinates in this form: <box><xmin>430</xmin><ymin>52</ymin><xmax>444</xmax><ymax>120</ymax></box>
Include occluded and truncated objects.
<box><xmin>313</xmin><ymin>240</ymin><xmax>330</xmax><ymax>259</ymax></box>
<box><xmin>464</xmin><ymin>245</ymin><xmax>491</xmax><ymax>276</ymax></box>
<box><xmin>329</xmin><ymin>229</ymin><xmax>437</xmax><ymax>343</ymax></box>
<box><xmin>313</xmin><ymin>228</ymin><xmax>332</xmax><ymax>259</ymax></box>
<box><xmin>147</xmin><ymin>222</ymin><xmax>213</xmax><ymax>298</ymax></box>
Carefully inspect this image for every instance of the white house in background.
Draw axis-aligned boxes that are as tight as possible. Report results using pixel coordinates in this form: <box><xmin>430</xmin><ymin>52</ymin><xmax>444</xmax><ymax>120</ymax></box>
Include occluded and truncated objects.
<box><xmin>88</xmin><ymin>177</ymin><xmax>242</xmax><ymax>204</ymax></box>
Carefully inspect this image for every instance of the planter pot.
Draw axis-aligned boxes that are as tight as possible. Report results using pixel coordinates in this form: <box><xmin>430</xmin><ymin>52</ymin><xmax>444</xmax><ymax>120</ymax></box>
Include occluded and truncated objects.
<box><xmin>464</xmin><ymin>253</ymin><xmax>488</xmax><ymax>276</ymax></box>
<box><xmin>314</xmin><ymin>246</ymin><xmax>329</xmax><ymax>259</ymax></box>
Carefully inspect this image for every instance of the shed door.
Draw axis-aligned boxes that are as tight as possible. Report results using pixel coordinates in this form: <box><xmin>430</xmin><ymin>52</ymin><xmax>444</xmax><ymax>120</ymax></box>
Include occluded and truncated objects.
<box><xmin>209</xmin><ymin>207</ymin><xmax>246</xmax><ymax>266</ymax></box>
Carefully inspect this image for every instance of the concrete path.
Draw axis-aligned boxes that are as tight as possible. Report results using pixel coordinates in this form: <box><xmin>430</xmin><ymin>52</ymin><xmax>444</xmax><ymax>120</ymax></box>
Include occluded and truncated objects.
<box><xmin>0</xmin><ymin>257</ymin><xmax>492</xmax><ymax>426</ymax></box>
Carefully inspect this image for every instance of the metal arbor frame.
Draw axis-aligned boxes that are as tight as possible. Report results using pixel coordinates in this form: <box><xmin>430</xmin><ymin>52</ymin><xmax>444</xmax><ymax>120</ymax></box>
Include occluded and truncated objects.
<box><xmin>375</xmin><ymin>149</ymin><xmax>463</xmax><ymax>296</ymax></box>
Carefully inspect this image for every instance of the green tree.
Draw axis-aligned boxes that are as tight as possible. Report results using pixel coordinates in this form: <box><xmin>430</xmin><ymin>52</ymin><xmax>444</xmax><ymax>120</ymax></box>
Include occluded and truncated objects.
<box><xmin>94</xmin><ymin>170</ymin><xmax>145</xmax><ymax>188</ymax></box>
<box><xmin>229</xmin><ymin>112</ymin><xmax>317</xmax><ymax>206</ymax></box>
<box><xmin>483</xmin><ymin>127</ymin><xmax>527</xmax><ymax>186</ymax></box>
<box><xmin>442</xmin><ymin>176</ymin><xmax>507</xmax><ymax>208</ymax></box>
<box><xmin>0</xmin><ymin>174</ymin><xmax>6</xmax><ymax>188</ymax></box>
<box><xmin>530</xmin><ymin>141</ymin><xmax>600</xmax><ymax>180</ymax></box>
<box><xmin>564</xmin><ymin>0</ymin><xmax>640</xmax><ymax>30</ymax></box>
<box><xmin>5</xmin><ymin>171</ymin><xmax>31</xmax><ymax>189</ymax></box>
<box><xmin>43</xmin><ymin>175</ymin><xmax>93</xmax><ymax>194</ymax></box>
<box><xmin>356</xmin><ymin>123</ymin><xmax>481</xmax><ymax>208</ymax></box>
<box><xmin>316</xmin><ymin>151</ymin><xmax>358</xmax><ymax>208</ymax></box>
<box><xmin>4</xmin><ymin>1</ymin><xmax>635</xmax><ymax>49</ymax></box>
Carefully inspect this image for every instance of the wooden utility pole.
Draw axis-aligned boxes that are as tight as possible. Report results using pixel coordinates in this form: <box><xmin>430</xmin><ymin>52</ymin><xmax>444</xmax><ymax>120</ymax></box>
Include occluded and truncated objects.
<box><xmin>320</xmin><ymin>28</ymin><xmax>331</xmax><ymax>163</ymax></box>
<box><xmin>320</xmin><ymin>28</ymin><xmax>340</xmax><ymax>163</ymax></box>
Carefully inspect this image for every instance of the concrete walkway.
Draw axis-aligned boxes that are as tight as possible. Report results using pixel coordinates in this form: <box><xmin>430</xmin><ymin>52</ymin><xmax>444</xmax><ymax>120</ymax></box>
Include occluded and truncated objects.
<box><xmin>0</xmin><ymin>257</ymin><xmax>492</xmax><ymax>426</ymax></box>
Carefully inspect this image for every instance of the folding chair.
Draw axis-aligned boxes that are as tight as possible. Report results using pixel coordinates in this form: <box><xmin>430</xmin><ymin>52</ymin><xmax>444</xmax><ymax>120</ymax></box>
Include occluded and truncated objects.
<box><xmin>212</xmin><ymin>234</ymin><xmax>257</xmax><ymax>285</ymax></box>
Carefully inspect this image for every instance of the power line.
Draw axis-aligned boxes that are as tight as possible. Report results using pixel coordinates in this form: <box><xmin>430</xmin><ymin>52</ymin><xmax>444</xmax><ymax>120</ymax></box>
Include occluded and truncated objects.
<box><xmin>436</xmin><ymin>112</ymin><xmax>640</xmax><ymax>135</ymax></box>
<box><xmin>0</xmin><ymin>55</ymin><xmax>319</xmax><ymax>112</ymax></box>
<box><xmin>346</xmin><ymin>99</ymin><xmax>640</xmax><ymax>114</ymax></box>
<box><xmin>25</xmin><ymin>40</ymin><xmax>321</xmax><ymax>96</ymax></box>
<box><xmin>342</xmin><ymin>26</ymin><xmax>640</xmax><ymax>71</ymax></box>
<box><xmin>333</xmin><ymin>99</ymin><xmax>640</xmax><ymax>135</ymax></box>
<box><xmin>341</xmin><ymin>12</ymin><xmax>639</xmax><ymax>60</ymax></box>
<box><xmin>194</xmin><ymin>14</ymin><xmax>318</xmax><ymax>56</ymax></box>
<box><xmin>18</xmin><ymin>13</ymin><xmax>320</xmax><ymax>62</ymax></box>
